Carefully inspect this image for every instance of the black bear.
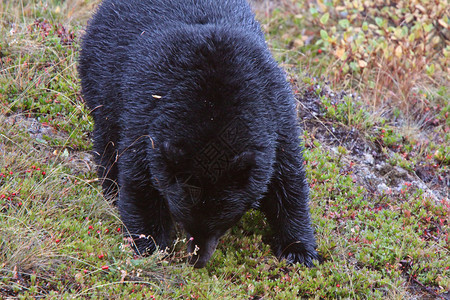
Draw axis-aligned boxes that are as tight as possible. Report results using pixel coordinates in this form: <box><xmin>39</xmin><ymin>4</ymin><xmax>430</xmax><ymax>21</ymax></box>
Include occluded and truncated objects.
<box><xmin>79</xmin><ymin>0</ymin><xmax>319</xmax><ymax>268</ymax></box>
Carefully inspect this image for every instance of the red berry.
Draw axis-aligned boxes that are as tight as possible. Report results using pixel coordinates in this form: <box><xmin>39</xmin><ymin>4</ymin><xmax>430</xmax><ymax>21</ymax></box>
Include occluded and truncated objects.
<box><xmin>336</xmin><ymin>284</ymin><xmax>340</xmax><ymax>287</ymax></box>
<box><xmin>105</xmin><ymin>229</ymin><xmax>109</xmax><ymax>233</ymax></box>
<box><xmin>101</xmin><ymin>265</ymin><xmax>109</xmax><ymax>270</ymax></box>
<box><xmin>88</xmin><ymin>225</ymin><xmax>94</xmax><ymax>230</ymax></box>
<box><xmin>55</xmin><ymin>239</ymin><xmax>61</xmax><ymax>243</ymax></box>
<box><xmin>117</xmin><ymin>227</ymin><xmax>121</xmax><ymax>232</ymax></box>
<box><xmin>98</xmin><ymin>254</ymin><xmax>104</xmax><ymax>259</ymax></box>
<box><xmin>42</xmin><ymin>171</ymin><xmax>46</xmax><ymax>175</ymax></box>
<box><xmin>318</xmin><ymin>49</ymin><xmax>322</xmax><ymax>54</ymax></box>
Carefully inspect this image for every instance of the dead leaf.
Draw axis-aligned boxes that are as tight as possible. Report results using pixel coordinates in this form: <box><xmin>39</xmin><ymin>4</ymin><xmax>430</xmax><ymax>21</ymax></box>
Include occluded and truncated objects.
<box><xmin>395</xmin><ymin>45</ymin><xmax>403</xmax><ymax>58</ymax></box>
<box><xmin>335</xmin><ymin>47</ymin><xmax>345</xmax><ymax>60</ymax></box>
<box><xmin>358</xmin><ymin>60</ymin><xmax>367</xmax><ymax>68</ymax></box>
<box><xmin>438</xmin><ymin>19</ymin><xmax>448</xmax><ymax>29</ymax></box>
<box><xmin>415</xmin><ymin>4</ymin><xmax>426</xmax><ymax>13</ymax></box>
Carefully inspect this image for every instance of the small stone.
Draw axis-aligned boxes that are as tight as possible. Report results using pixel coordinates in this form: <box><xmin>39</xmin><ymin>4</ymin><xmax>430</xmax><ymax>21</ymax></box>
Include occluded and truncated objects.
<box><xmin>393</xmin><ymin>166</ymin><xmax>408</xmax><ymax>177</ymax></box>
<box><xmin>364</xmin><ymin>153</ymin><xmax>374</xmax><ymax>165</ymax></box>
<box><xmin>377</xmin><ymin>183</ymin><xmax>389</xmax><ymax>193</ymax></box>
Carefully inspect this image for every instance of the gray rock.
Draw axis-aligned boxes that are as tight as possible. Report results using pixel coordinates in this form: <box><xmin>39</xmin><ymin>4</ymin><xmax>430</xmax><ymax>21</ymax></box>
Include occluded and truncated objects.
<box><xmin>364</xmin><ymin>153</ymin><xmax>374</xmax><ymax>165</ymax></box>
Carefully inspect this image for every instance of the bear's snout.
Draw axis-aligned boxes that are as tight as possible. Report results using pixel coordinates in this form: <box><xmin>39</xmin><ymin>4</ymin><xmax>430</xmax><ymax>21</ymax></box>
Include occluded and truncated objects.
<box><xmin>187</xmin><ymin>235</ymin><xmax>220</xmax><ymax>268</ymax></box>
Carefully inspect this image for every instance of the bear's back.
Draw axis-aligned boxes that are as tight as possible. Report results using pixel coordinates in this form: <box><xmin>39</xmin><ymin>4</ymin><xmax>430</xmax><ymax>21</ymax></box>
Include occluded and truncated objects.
<box><xmin>79</xmin><ymin>0</ymin><xmax>265</xmax><ymax>111</ymax></box>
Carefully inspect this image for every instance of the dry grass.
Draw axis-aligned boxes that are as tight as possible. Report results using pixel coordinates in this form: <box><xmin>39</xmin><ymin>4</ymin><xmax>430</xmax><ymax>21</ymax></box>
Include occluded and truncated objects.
<box><xmin>0</xmin><ymin>0</ymin><xmax>98</xmax><ymax>24</ymax></box>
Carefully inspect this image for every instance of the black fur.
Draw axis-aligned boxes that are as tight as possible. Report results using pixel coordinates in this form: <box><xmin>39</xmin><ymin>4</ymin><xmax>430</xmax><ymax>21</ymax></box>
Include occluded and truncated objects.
<box><xmin>79</xmin><ymin>0</ymin><xmax>319</xmax><ymax>268</ymax></box>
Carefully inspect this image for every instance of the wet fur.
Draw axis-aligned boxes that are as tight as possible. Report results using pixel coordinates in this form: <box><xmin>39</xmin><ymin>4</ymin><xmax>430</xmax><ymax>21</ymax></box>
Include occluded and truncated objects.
<box><xmin>79</xmin><ymin>0</ymin><xmax>319</xmax><ymax>267</ymax></box>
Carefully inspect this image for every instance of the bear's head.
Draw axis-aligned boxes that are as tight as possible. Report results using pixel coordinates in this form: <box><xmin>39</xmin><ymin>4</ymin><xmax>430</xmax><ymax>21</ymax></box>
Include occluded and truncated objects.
<box><xmin>158</xmin><ymin>140</ymin><xmax>271</xmax><ymax>267</ymax></box>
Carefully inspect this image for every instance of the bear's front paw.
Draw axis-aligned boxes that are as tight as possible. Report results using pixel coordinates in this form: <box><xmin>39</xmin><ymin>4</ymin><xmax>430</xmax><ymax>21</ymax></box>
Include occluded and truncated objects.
<box><xmin>276</xmin><ymin>242</ymin><xmax>321</xmax><ymax>267</ymax></box>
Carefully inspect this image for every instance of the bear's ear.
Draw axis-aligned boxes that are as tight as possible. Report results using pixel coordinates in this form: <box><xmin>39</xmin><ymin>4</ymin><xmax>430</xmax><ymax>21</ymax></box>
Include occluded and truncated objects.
<box><xmin>230</xmin><ymin>151</ymin><xmax>257</xmax><ymax>172</ymax></box>
<box><xmin>160</xmin><ymin>141</ymin><xmax>186</xmax><ymax>168</ymax></box>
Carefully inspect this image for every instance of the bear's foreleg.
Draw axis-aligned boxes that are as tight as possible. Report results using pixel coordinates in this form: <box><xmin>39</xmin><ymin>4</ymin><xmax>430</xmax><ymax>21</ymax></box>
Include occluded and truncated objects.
<box><xmin>117</xmin><ymin>150</ymin><xmax>173</xmax><ymax>255</ymax></box>
<box><xmin>260</xmin><ymin>136</ymin><xmax>320</xmax><ymax>267</ymax></box>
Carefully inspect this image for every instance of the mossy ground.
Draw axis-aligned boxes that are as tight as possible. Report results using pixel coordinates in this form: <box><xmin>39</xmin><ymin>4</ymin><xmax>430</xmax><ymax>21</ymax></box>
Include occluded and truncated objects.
<box><xmin>1</xmin><ymin>0</ymin><xmax>448</xmax><ymax>298</ymax></box>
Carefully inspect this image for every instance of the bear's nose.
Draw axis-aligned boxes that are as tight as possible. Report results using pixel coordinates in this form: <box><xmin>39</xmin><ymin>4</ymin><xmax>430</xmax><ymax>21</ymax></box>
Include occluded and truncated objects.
<box><xmin>187</xmin><ymin>235</ymin><xmax>220</xmax><ymax>268</ymax></box>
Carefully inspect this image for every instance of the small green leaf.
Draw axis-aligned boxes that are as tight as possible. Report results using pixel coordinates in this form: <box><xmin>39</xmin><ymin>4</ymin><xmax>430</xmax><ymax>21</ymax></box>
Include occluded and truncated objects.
<box><xmin>309</xmin><ymin>7</ymin><xmax>318</xmax><ymax>17</ymax></box>
<box><xmin>338</xmin><ymin>19</ymin><xmax>350</xmax><ymax>29</ymax></box>
<box><xmin>350</xmin><ymin>61</ymin><xmax>358</xmax><ymax>71</ymax></box>
<box><xmin>320</xmin><ymin>29</ymin><xmax>329</xmax><ymax>40</ymax></box>
<box><xmin>401</xmin><ymin>26</ymin><xmax>409</xmax><ymax>38</ymax></box>
<box><xmin>362</xmin><ymin>21</ymin><xmax>368</xmax><ymax>31</ymax></box>
<box><xmin>423</xmin><ymin>23</ymin><xmax>434</xmax><ymax>33</ymax></box>
<box><xmin>375</xmin><ymin>17</ymin><xmax>384</xmax><ymax>28</ymax></box>
<box><xmin>320</xmin><ymin>13</ymin><xmax>330</xmax><ymax>25</ymax></box>
<box><xmin>426</xmin><ymin>64</ymin><xmax>435</xmax><ymax>76</ymax></box>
